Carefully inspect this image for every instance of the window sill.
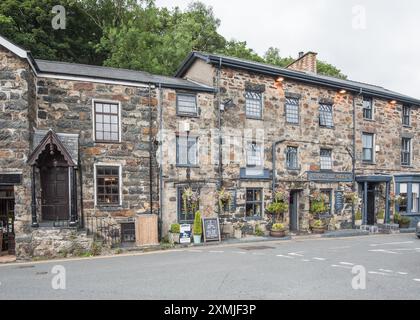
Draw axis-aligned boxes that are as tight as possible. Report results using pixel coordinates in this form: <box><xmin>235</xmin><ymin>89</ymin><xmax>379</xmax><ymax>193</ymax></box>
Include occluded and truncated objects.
<box><xmin>94</xmin><ymin>141</ymin><xmax>122</xmax><ymax>145</ymax></box>
<box><xmin>287</xmin><ymin>167</ymin><xmax>301</xmax><ymax>172</ymax></box>
<box><xmin>401</xmin><ymin>165</ymin><xmax>414</xmax><ymax>168</ymax></box>
<box><xmin>176</xmin><ymin>113</ymin><xmax>199</xmax><ymax>118</ymax></box>
<box><xmin>319</xmin><ymin>126</ymin><xmax>335</xmax><ymax>129</ymax></box>
<box><xmin>362</xmin><ymin>161</ymin><xmax>376</xmax><ymax>166</ymax></box>
<box><xmin>363</xmin><ymin>118</ymin><xmax>375</xmax><ymax>122</ymax></box>
<box><xmin>403</xmin><ymin>125</ymin><xmax>412</xmax><ymax>128</ymax></box>
<box><xmin>285</xmin><ymin>122</ymin><xmax>300</xmax><ymax>126</ymax></box>
<box><xmin>246</xmin><ymin>116</ymin><xmax>263</xmax><ymax>120</ymax></box>
<box><xmin>95</xmin><ymin>205</ymin><xmax>123</xmax><ymax>211</ymax></box>
<box><xmin>176</xmin><ymin>165</ymin><xmax>200</xmax><ymax>169</ymax></box>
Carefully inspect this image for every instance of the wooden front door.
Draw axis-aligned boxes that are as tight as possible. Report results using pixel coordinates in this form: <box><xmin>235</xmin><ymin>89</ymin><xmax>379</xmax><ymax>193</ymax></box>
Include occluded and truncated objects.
<box><xmin>41</xmin><ymin>167</ymin><xmax>69</xmax><ymax>221</ymax></box>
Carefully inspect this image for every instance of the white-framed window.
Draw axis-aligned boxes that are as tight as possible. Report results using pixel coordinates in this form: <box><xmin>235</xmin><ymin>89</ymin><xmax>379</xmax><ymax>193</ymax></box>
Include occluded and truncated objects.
<box><xmin>319</xmin><ymin>103</ymin><xmax>334</xmax><ymax>128</ymax></box>
<box><xmin>320</xmin><ymin>149</ymin><xmax>332</xmax><ymax>171</ymax></box>
<box><xmin>362</xmin><ymin>133</ymin><xmax>374</xmax><ymax>162</ymax></box>
<box><xmin>177</xmin><ymin>93</ymin><xmax>198</xmax><ymax>116</ymax></box>
<box><xmin>246</xmin><ymin>141</ymin><xmax>263</xmax><ymax>167</ymax></box>
<box><xmin>285</xmin><ymin>97</ymin><xmax>299</xmax><ymax>124</ymax></box>
<box><xmin>402</xmin><ymin>105</ymin><xmax>411</xmax><ymax>126</ymax></box>
<box><xmin>92</xmin><ymin>100</ymin><xmax>122</xmax><ymax>143</ymax></box>
<box><xmin>176</xmin><ymin>135</ymin><xmax>198</xmax><ymax>166</ymax></box>
<box><xmin>401</xmin><ymin>138</ymin><xmax>412</xmax><ymax>166</ymax></box>
<box><xmin>245</xmin><ymin>91</ymin><xmax>263</xmax><ymax>119</ymax></box>
<box><xmin>94</xmin><ymin>163</ymin><xmax>122</xmax><ymax>206</ymax></box>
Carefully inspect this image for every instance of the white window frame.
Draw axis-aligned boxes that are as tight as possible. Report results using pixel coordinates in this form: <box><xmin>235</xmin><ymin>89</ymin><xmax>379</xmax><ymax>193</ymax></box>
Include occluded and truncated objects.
<box><xmin>362</xmin><ymin>97</ymin><xmax>374</xmax><ymax>120</ymax></box>
<box><xmin>92</xmin><ymin>99</ymin><xmax>122</xmax><ymax>143</ymax></box>
<box><xmin>94</xmin><ymin>163</ymin><xmax>123</xmax><ymax>207</ymax></box>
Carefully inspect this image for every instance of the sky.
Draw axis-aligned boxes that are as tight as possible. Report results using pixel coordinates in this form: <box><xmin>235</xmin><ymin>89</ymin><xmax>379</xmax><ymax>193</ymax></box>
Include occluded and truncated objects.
<box><xmin>156</xmin><ymin>0</ymin><xmax>420</xmax><ymax>98</ymax></box>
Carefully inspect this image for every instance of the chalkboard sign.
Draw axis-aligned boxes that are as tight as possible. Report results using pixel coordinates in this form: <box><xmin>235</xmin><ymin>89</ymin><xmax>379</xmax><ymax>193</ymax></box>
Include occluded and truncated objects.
<box><xmin>202</xmin><ymin>218</ymin><xmax>221</xmax><ymax>242</ymax></box>
<box><xmin>335</xmin><ymin>191</ymin><xmax>344</xmax><ymax>212</ymax></box>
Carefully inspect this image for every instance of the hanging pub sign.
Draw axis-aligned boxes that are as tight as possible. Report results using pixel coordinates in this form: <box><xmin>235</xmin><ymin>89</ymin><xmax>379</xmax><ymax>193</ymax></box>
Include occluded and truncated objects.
<box><xmin>202</xmin><ymin>218</ymin><xmax>221</xmax><ymax>242</ymax></box>
<box><xmin>179</xmin><ymin>224</ymin><xmax>191</xmax><ymax>244</ymax></box>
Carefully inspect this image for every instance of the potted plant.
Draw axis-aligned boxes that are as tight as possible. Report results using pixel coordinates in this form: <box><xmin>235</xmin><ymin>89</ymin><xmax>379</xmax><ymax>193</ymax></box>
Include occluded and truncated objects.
<box><xmin>398</xmin><ymin>216</ymin><xmax>411</xmax><ymax>229</ymax></box>
<box><xmin>266</xmin><ymin>190</ymin><xmax>289</xmax><ymax>223</ymax></box>
<box><xmin>344</xmin><ymin>191</ymin><xmax>358</xmax><ymax>204</ymax></box>
<box><xmin>193</xmin><ymin>211</ymin><xmax>202</xmax><ymax>244</ymax></box>
<box><xmin>377</xmin><ymin>210</ymin><xmax>385</xmax><ymax>224</ymax></box>
<box><xmin>355</xmin><ymin>210</ymin><xmax>362</xmax><ymax>227</ymax></box>
<box><xmin>311</xmin><ymin>219</ymin><xmax>326</xmax><ymax>234</ymax></box>
<box><xmin>233</xmin><ymin>221</ymin><xmax>244</xmax><ymax>239</ymax></box>
<box><xmin>182</xmin><ymin>187</ymin><xmax>199</xmax><ymax>215</ymax></box>
<box><xmin>310</xmin><ymin>191</ymin><xmax>327</xmax><ymax>217</ymax></box>
<box><xmin>270</xmin><ymin>223</ymin><xmax>286</xmax><ymax>238</ymax></box>
<box><xmin>168</xmin><ymin>223</ymin><xmax>180</xmax><ymax>244</ymax></box>
<box><xmin>394</xmin><ymin>212</ymin><xmax>401</xmax><ymax>224</ymax></box>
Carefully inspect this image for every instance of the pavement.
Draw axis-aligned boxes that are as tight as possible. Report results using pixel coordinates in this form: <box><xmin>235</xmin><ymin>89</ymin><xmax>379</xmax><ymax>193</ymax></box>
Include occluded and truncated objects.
<box><xmin>0</xmin><ymin>233</ymin><xmax>419</xmax><ymax>300</ymax></box>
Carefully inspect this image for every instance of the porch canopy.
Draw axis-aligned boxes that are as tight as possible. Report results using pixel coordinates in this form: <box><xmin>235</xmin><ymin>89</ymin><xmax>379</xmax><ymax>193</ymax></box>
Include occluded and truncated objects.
<box><xmin>27</xmin><ymin>129</ymin><xmax>78</xmax><ymax>227</ymax></box>
<box><xmin>356</xmin><ymin>175</ymin><xmax>393</xmax><ymax>225</ymax></box>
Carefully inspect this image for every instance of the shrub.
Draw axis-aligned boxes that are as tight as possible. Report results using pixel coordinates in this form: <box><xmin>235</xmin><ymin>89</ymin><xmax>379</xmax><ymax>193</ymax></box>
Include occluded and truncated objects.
<box><xmin>193</xmin><ymin>211</ymin><xmax>202</xmax><ymax>235</ymax></box>
<box><xmin>311</xmin><ymin>219</ymin><xmax>325</xmax><ymax>228</ymax></box>
<box><xmin>271</xmin><ymin>223</ymin><xmax>285</xmax><ymax>232</ymax></box>
<box><xmin>90</xmin><ymin>241</ymin><xmax>102</xmax><ymax>256</ymax></box>
<box><xmin>394</xmin><ymin>213</ymin><xmax>401</xmax><ymax>223</ymax></box>
<box><xmin>170</xmin><ymin>223</ymin><xmax>180</xmax><ymax>234</ymax></box>
<box><xmin>255</xmin><ymin>225</ymin><xmax>265</xmax><ymax>236</ymax></box>
<box><xmin>355</xmin><ymin>210</ymin><xmax>362</xmax><ymax>220</ymax></box>
<box><xmin>377</xmin><ymin>210</ymin><xmax>385</xmax><ymax>219</ymax></box>
<box><xmin>399</xmin><ymin>216</ymin><xmax>411</xmax><ymax>225</ymax></box>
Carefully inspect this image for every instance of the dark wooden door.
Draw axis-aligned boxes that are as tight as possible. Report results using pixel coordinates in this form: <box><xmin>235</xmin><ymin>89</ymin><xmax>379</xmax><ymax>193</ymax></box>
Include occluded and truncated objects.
<box><xmin>367</xmin><ymin>183</ymin><xmax>376</xmax><ymax>225</ymax></box>
<box><xmin>41</xmin><ymin>167</ymin><xmax>69</xmax><ymax>221</ymax></box>
<box><xmin>289</xmin><ymin>191</ymin><xmax>298</xmax><ymax>231</ymax></box>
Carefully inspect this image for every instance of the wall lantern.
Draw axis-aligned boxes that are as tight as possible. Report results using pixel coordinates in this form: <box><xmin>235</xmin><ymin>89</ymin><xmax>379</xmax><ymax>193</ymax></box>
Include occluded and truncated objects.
<box><xmin>339</xmin><ymin>89</ymin><xmax>347</xmax><ymax>94</ymax></box>
<box><xmin>276</xmin><ymin>77</ymin><xmax>285</xmax><ymax>82</ymax></box>
<box><xmin>390</xmin><ymin>100</ymin><xmax>397</xmax><ymax>105</ymax></box>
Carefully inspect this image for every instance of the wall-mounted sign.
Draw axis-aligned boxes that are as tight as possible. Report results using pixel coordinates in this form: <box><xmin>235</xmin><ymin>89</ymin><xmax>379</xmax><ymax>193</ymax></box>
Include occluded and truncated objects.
<box><xmin>307</xmin><ymin>171</ymin><xmax>353</xmax><ymax>183</ymax></box>
<box><xmin>179</xmin><ymin>224</ymin><xmax>191</xmax><ymax>244</ymax></box>
<box><xmin>202</xmin><ymin>218</ymin><xmax>221</xmax><ymax>242</ymax></box>
<box><xmin>0</xmin><ymin>174</ymin><xmax>22</xmax><ymax>185</ymax></box>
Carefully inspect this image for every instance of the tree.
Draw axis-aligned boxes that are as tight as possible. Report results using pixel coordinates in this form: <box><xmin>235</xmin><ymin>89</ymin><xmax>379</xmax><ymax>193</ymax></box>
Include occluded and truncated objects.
<box><xmin>219</xmin><ymin>40</ymin><xmax>264</xmax><ymax>63</ymax></box>
<box><xmin>0</xmin><ymin>0</ymin><xmax>103</xmax><ymax>64</ymax></box>
<box><xmin>263</xmin><ymin>47</ymin><xmax>294</xmax><ymax>67</ymax></box>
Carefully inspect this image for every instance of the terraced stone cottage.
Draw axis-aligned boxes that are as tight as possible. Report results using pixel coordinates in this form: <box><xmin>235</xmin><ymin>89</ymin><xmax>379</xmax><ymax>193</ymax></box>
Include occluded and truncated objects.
<box><xmin>1</xmin><ymin>34</ymin><xmax>419</xmax><ymax>259</ymax></box>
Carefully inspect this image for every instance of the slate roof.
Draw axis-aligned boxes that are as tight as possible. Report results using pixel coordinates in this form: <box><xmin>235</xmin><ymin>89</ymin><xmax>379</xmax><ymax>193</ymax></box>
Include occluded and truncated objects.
<box><xmin>35</xmin><ymin>59</ymin><xmax>214</xmax><ymax>92</ymax></box>
<box><xmin>175</xmin><ymin>52</ymin><xmax>420</xmax><ymax>106</ymax></box>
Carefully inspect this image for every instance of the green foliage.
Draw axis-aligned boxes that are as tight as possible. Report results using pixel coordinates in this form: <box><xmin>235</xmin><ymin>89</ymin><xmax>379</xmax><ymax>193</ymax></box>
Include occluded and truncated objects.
<box><xmin>271</xmin><ymin>223</ymin><xmax>285</xmax><ymax>232</ymax></box>
<box><xmin>193</xmin><ymin>211</ymin><xmax>202</xmax><ymax>235</ymax></box>
<box><xmin>398</xmin><ymin>216</ymin><xmax>410</xmax><ymax>225</ymax></box>
<box><xmin>266</xmin><ymin>202</ymin><xmax>288</xmax><ymax>215</ymax></box>
<box><xmin>0</xmin><ymin>0</ymin><xmax>346</xmax><ymax>79</ymax></box>
<box><xmin>254</xmin><ymin>225</ymin><xmax>264</xmax><ymax>237</ymax></box>
<box><xmin>310</xmin><ymin>200</ymin><xmax>326</xmax><ymax>215</ymax></box>
<box><xmin>170</xmin><ymin>223</ymin><xmax>180</xmax><ymax>234</ymax></box>
<box><xmin>90</xmin><ymin>241</ymin><xmax>102</xmax><ymax>256</ymax></box>
<box><xmin>394</xmin><ymin>213</ymin><xmax>401</xmax><ymax>223</ymax></box>
<box><xmin>311</xmin><ymin>219</ymin><xmax>325</xmax><ymax>228</ymax></box>
<box><xmin>377</xmin><ymin>210</ymin><xmax>385</xmax><ymax>219</ymax></box>
<box><xmin>355</xmin><ymin>210</ymin><xmax>362</xmax><ymax>220</ymax></box>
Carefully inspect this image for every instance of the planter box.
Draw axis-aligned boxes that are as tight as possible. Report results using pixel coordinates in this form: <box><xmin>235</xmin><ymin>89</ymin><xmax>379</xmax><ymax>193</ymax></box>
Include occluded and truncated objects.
<box><xmin>377</xmin><ymin>219</ymin><xmax>384</xmax><ymax>224</ymax></box>
<box><xmin>234</xmin><ymin>229</ymin><xmax>242</xmax><ymax>239</ymax></box>
<box><xmin>311</xmin><ymin>227</ymin><xmax>325</xmax><ymax>234</ymax></box>
<box><xmin>355</xmin><ymin>220</ymin><xmax>362</xmax><ymax>227</ymax></box>
<box><xmin>270</xmin><ymin>230</ymin><xmax>286</xmax><ymax>238</ymax></box>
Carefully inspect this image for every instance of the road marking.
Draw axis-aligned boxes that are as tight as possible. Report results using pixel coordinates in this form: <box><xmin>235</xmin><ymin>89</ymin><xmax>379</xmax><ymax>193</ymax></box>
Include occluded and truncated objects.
<box><xmin>331</xmin><ymin>264</ymin><xmax>352</xmax><ymax>269</ymax></box>
<box><xmin>329</xmin><ymin>246</ymin><xmax>351</xmax><ymax>250</ymax></box>
<box><xmin>288</xmin><ymin>252</ymin><xmax>304</xmax><ymax>257</ymax></box>
<box><xmin>368</xmin><ymin>271</ymin><xmax>389</xmax><ymax>276</ymax></box>
<box><xmin>313</xmin><ymin>257</ymin><xmax>326</xmax><ymax>261</ymax></box>
<box><xmin>302</xmin><ymin>259</ymin><xmax>310</xmax><ymax>262</ymax></box>
<box><xmin>413</xmin><ymin>279</ymin><xmax>420</xmax><ymax>282</ymax></box>
<box><xmin>233</xmin><ymin>251</ymin><xmax>247</xmax><ymax>254</ymax></box>
<box><xmin>379</xmin><ymin>269</ymin><xmax>393</xmax><ymax>273</ymax></box>
<box><xmin>277</xmin><ymin>254</ymin><xmax>294</xmax><ymax>259</ymax></box>
<box><xmin>397</xmin><ymin>272</ymin><xmax>408</xmax><ymax>275</ymax></box>
<box><xmin>339</xmin><ymin>262</ymin><xmax>355</xmax><ymax>266</ymax></box>
<box><xmin>209</xmin><ymin>251</ymin><xmax>224</xmax><ymax>253</ymax></box>
<box><xmin>370</xmin><ymin>241</ymin><xmax>413</xmax><ymax>247</ymax></box>
<box><xmin>189</xmin><ymin>250</ymin><xmax>203</xmax><ymax>253</ymax></box>
<box><xmin>368</xmin><ymin>249</ymin><xmax>399</xmax><ymax>254</ymax></box>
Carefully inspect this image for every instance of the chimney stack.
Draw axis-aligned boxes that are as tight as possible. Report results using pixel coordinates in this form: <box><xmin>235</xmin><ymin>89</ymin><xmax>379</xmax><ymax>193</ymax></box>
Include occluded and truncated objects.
<box><xmin>287</xmin><ymin>51</ymin><xmax>318</xmax><ymax>74</ymax></box>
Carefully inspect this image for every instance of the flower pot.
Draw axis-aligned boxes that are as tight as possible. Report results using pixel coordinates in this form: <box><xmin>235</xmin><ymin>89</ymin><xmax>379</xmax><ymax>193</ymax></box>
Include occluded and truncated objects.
<box><xmin>399</xmin><ymin>222</ymin><xmax>410</xmax><ymax>229</ymax></box>
<box><xmin>377</xmin><ymin>219</ymin><xmax>384</xmax><ymax>224</ymax></box>
<box><xmin>193</xmin><ymin>234</ymin><xmax>202</xmax><ymax>244</ymax></box>
<box><xmin>168</xmin><ymin>232</ymin><xmax>180</xmax><ymax>244</ymax></box>
<box><xmin>234</xmin><ymin>229</ymin><xmax>242</xmax><ymax>239</ymax></box>
<box><xmin>270</xmin><ymin>230</ymin><xmax>286</xmax><ymax>238</ymax></box>
<box><xmin>355</xmin><ymin>220</ymin><xmax>362</xmax><ymax>227</ymax></box>
<box><xmin>311</xmin><ymin>227</ymin><xmax>325</xmax><ymax>234</ymax></box>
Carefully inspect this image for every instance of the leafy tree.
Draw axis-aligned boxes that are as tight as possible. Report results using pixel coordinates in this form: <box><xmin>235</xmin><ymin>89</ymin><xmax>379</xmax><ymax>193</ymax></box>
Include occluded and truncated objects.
<box><xmin>219</xmin><ymin>40</ymin><xmax>264</xmax><ymax>63</ymax></box>
<box><xmin>263</xmin><ymin>47</ymin><xmax>294</xmax><ymax>67</ymax></box>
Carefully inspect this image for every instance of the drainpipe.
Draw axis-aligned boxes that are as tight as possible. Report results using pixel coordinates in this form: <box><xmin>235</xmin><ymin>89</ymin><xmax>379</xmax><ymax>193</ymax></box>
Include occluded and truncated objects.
<box><xmin>272</xmin><ymin>139</ymin><xmax>286</xmax><ymax>195</ymax></box>
<box><xmin>217</xmin><ymin>57</ymin><xmax>223</xmax><ymax>192</ymax></box>
<box><xmin>352</xmin><ymin>88</ymin><xmax>363</xmax><ymax>228</ymax></box>
<box><xmin>148</xmin><ymin>84</ymin><xmax>154</xmax><ymax>216</ymax></box>
<box><xmin>158</xmin><ymin>83</ymin><xmax>163</xmax><ymax>240</ymax></box>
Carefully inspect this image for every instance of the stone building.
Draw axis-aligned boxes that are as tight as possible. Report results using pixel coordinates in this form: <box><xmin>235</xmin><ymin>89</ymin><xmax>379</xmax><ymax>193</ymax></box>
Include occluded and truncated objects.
<box><xmin>1</xmin><ymin>32</ymin><xmax>420</xmax><ymax>259</ymax></box>
<box><xmin>173</xmin><ymin>51</ymin><xmax>420</xmax><ymax>234</ymax></box>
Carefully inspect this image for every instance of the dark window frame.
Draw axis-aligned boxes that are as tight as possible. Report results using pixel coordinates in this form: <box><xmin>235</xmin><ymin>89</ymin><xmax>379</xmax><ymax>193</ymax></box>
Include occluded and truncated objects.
<box><xmin>93</xmin><ymin>101</ymin><xmax>120</xmax><ymax>143</ymax></box>
<box><xmin>176</xmin><ymin>93</ymin><xmax>198</xmax><ymax>117</ymax></box>
<box><xmin>96</xmin><ymin>166</ymin><xmax>120</xmax><ymax>206</ymax></box>
<box><xmin>402</xmin><ymin>105</ymin><xmax>411</xmax><ymax>126</ymax></box>
<box><xmin>176</xmin><ymin>135</ymin><xmax>199</xmax><ymax>167</ymax></box>
<box><xmin>401</xmin><ymin>137</ymin><xmax>412</xmax><ymax>166</ymax></box>
<box><xmin>285</xmin><ymin>97</ymin><xmax>300</xmax><ymax>124</ymax></box>
<box><xmin>177</xmin><ymin>187</ymin><xmax>199</xmax><ymax>223</ymax></box>
<box><xmin>245</xmin><ymin>90</ymin><xmax>263</xmax><ymax>119</ymax></box>
<box><xmin>286</xmin><ymin>146</ymin><xmax>299</xmax><ymax>170</ymax></box>
<box><xmin>121</xmin><ymin>222</ymin><xmax>136</xmax><ymax>243</ymax></box>
<box><xmin>319</xmin><ymin>103</ymin><xmax>334</xmax><ymax>128</ymax></box>
<box><xmin>363</xmin><ymin>97</ymin><xmax>373</xmax><ymax>120</ymax></box>
<box><xmin>245</xmin><ymin>188</ymin><xmax>263</xmax><ymax>218</ymax></box>
<box><xmin>320</xmin><ymin>149</ymin><xmax>333</xmax><ymax>171</ymax></box>
<box><xmin>362</xmin><ymin>133</ymin><xmax>375</xmax><ymax>163</ymax></box>
<box><xmin>246</xmin><ymin>141</ymin><xmax>263</xmax><ymax>168</ymax></box>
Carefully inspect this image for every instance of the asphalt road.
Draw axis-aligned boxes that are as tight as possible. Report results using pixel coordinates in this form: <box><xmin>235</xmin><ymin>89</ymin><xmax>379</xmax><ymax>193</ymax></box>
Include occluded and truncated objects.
<box><xmin>0</xmin><ymin>234</ymin><xmax>419</xmax><ymax>300</ymax></box>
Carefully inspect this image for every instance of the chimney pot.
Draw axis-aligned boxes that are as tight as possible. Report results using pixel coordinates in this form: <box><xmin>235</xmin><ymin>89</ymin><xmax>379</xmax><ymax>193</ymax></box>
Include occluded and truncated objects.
<box><xmin>298</xmin><ymin>52</ymin><xmax>304</xmax><ymax>58</ymax></box>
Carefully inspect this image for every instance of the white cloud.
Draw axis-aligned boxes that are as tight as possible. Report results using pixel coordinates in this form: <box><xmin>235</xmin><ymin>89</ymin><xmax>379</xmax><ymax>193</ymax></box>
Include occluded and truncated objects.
<box><xmin>156</xmin><ymin>0</ymin><xmax>420</xmax><ymax>98</ymax></box>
